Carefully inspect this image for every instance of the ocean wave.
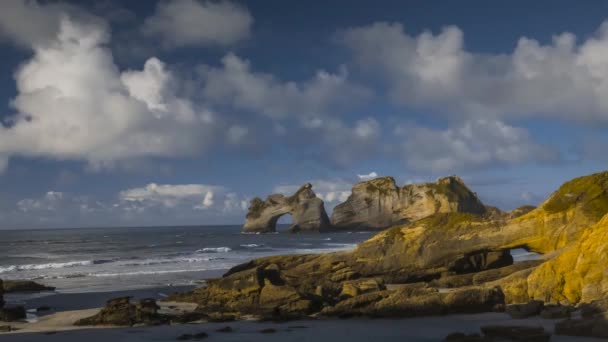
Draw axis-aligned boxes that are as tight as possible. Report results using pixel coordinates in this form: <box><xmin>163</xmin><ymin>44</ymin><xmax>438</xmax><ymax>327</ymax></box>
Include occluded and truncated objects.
<box><xmin>239</xmin><ymin>244</ymin><xmax>262</xmax><ymax>248</ymax></box>
<box><xmin>196</xmin><ymin>247</ymin><xmax>232</xmax><ymax>253</ymax></box>
<box><xmin>119</xmin><ymin>256</ymin><xmax>216</xmax><ymax>266</ymax></box>
<box><xmin>90</xmin><ymin>267</ymin><xmax>222</xmax><ymax>277</ymax></box>
<box><xmin>0</xmin><ymin>260</ymin><xmax>94</xmax><ymax>273</ymax></box>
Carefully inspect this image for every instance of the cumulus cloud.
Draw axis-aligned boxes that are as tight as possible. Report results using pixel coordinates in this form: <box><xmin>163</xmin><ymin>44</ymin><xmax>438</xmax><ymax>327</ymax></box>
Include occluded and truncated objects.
<box><xmin>142</xmin><ymin>0</ymin><xmax>252</xmax><ymax>48</ymax></box>
<box><xmin>338</xmin><ymin>21</ymin><xmax>608</xmax><ymax>122</ymax></box>
<box><xmin>199</xmin><ymin>53</ymin><xmax>371</xmax><ymax>119</ymax></box>
<box><xmin>357</xmin><ymin>172</ymin><xmax>378</xmax><ymax>180</ymax></box>
<box><xmin>119</xmin><ymin>183</ymin><xmax>224</xmax><ymax>209</ymax></box>
<box><xmin>0</xmin><ymin>0</ymin><xmax>98</xmax><ymax>48</ymax></box>
<box><xmin>397</xmin><ymin>119</ymin><xmax>557</xmax><ymax>172</ymax></box>
<box><xmin>0</xmin><ymin>14</ymin><xmax>218</xmax><ymax>171</ymax></box>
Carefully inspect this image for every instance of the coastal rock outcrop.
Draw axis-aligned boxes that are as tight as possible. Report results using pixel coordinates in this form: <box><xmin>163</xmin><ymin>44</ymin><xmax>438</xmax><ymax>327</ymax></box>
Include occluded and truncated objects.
<box><xmin>3</xmin><ymin>280</ymin><xmax>55</xmax><ymax>293</ymax></box>
<box><xmin>330</xmin><ymin>176</ymin><xmax>487</xmax><ymax>230</ymax></box>
<box><xmin>174</xmin><ymin>171</ymin><xmax>608</xmax><ymax>322</ymax></box>
<box><xmin>242</xmin><ymin>183</ymin><xmax>330</xmax><ymax>233</ymax></box>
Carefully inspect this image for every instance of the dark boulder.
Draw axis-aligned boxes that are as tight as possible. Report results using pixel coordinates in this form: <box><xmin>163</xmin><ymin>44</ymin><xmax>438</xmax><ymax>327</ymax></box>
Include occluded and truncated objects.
<box><xmin>539</xmin><ymin>304</ymin><xmax>572</xmax><ymax>319</ymax></box>
<box><xmin>0</xmin><ymin>306</ymin><xmax>26</xmax><ymax>322</ymax></box>
<box><xmin>75</xmin><ymin>297</ymin><xmax>165</xmax><ymax>326</ymax></box>
<box><xmin>2</xmin><ymin>280</ymin><xmax>55</xmax><ymax>293</ymax></box>
<box><xmin>505</xmin><ymin>300</ymin><xmax>544</xmax><ymax>318</ymax></box>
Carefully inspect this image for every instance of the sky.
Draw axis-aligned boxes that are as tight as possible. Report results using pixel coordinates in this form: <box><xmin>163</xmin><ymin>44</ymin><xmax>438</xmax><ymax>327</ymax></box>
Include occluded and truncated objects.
<box><xmin>1</xmin><ymin>0</ymin><xmax>608</xmax><ymax>229</ymax></box>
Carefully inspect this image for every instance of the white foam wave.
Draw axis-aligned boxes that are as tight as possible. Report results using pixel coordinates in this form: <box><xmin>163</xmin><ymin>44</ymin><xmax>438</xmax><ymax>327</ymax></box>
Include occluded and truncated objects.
<box><xmin>0</xmin><ymin>260</ymin><xmax>93</xmax><ymax>273</ymax></box>
<box><xmin>196</xmin><ymin>247</ymin><xmax>232</xmax><ymax>253</ymax></box>
<box><xmin>90</xmin><ymin>267</ymin><xmax>222</xmax><ymax>277</ymax></box>
<box><xmin>240</xmin><ymin>244</ymin><xmax>262</xmax><ymax>248</ymax></box>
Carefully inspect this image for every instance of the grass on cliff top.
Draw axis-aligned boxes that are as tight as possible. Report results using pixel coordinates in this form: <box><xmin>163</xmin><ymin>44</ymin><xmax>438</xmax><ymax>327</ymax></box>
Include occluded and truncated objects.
<box><xmin>246</xmin><ymin>197</ymin><xmax>268</xmax><ymax>219</ymax></box>
<box><xmin>542</xmin><ymin>171</ymin><xmax>608</xmax><ymax>220</ymax></box>
<box><xmin>362</xmin><ymin>177</ymin><xmax>397</xmax><ymax>195</ymax></box>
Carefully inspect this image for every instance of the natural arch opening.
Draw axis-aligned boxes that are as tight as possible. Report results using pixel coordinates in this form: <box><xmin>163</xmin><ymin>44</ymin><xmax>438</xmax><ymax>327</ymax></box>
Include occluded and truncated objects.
<box><xmin>273</xmin><ymin>213</ymin><xmax>293</xmax><ymax>232</ymax></box>
<box><xmin>509</xmin><ymin>246</ymin><xmax>542</xmax><ymax>263</ymax></box>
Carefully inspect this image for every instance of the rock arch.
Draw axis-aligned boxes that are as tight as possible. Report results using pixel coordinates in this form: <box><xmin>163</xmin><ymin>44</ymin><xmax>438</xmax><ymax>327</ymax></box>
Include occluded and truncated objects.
<box><xmin>242</xmin><ymin>183</ymin><xmax>330</xmax><ymax>233</ymax></box>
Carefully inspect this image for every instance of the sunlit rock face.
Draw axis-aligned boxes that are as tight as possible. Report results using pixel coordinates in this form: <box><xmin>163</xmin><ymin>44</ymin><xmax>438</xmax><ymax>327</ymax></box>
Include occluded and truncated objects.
<box><xmin>242</xmin><ymin>183</ymin><xmax>331</xmax><ymax>233</ymax></box>
<box><xmin>330</xmin><ymin>176</ymin><xmax>487</xmax><ymax>230</ymax></box>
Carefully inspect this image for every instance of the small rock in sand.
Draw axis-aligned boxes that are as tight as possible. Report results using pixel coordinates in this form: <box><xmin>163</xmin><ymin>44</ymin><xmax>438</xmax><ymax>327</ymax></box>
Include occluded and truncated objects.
<box><xmin>260</xmin><ymin>328</ymin><xmax>277</xmax><ymax>333</ymax></box>
<box><xmin>480</xmin><ymin>325</ymin><xmax>550</xmax><ymax>341</ymax></box>
<box><xmin>216</xmin><ymin>326</ymin><xmax>233</xmax><ymax>332</ymax></box>
<box><xmin>176</xmin><ymin>332</ymin><xmax>208</xmax><ymax>340</ymax></box>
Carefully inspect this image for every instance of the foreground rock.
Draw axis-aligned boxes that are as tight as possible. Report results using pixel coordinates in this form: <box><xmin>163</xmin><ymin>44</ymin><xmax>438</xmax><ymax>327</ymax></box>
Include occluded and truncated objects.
<box><xmin>75</xmin><ymin>297</ymin><xmax>164</xmax><ymax>326</ymax></box>
<box><xmin>0</xmin><ymin>306</ymin><xmax>26</xmax><ymax>322</ymax></box>
<box><xmin>505</xmin><ymin>300</ymin><xmax>544</xmax><ymax>318</ymax></box>
<box><xmin>3</xmin><ymin>280</ymin><xmax>55</xmax><ymax>293</ymax></box>
<box><xmin>555</xmin><ymin>317</ymin><xmax>608</xmax><ymax>338</ymax></box>
<box><xmin>330</xmin><ymin>176</ymin><xmax>487</xmax><ymax>230</ymax></box>
<box><xmin>242</xmin><ymin>183</ymin><xmax>331</xmax><ymax>233</ymax></box>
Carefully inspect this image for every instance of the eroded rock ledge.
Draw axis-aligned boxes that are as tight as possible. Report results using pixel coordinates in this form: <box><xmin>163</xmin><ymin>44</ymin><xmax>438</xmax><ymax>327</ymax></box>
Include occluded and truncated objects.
<box><xmin>243</xmin><ymin>183</ymin><xmax>331</xmax><ymax>233</ymax></box>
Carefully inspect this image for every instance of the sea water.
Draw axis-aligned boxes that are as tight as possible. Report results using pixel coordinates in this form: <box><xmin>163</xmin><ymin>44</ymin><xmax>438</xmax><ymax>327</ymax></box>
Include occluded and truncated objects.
<box><xmin>0</xmin><ymin>225</ymin><xmax>374</xmax><ymax>293</ymax></box>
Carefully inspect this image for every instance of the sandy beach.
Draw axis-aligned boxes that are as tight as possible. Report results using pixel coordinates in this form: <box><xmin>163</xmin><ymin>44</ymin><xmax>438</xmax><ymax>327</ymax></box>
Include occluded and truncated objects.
<box><xmin>0</xmin><ymin>310</ymin><xmax>605</xmax><ymax>341</ymax></box>
<box><xmin>0</xmin><ymin>285</ymin><xmax>603</xmax><ymax>341</ymax></box>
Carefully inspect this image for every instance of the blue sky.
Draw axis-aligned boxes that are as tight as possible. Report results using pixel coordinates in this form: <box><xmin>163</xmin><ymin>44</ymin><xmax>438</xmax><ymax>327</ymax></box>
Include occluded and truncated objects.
<box><xmin>0</xmin><ymin>0</ymin><xmax>608</xmax><ymax>229</ymax></box>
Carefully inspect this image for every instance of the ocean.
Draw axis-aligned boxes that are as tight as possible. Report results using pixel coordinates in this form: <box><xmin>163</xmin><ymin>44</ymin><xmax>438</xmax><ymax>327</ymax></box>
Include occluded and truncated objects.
<box><xmin>0</xmin><ymin>225</ymin><xmax>375</xmax><ymax>293</ymax></box>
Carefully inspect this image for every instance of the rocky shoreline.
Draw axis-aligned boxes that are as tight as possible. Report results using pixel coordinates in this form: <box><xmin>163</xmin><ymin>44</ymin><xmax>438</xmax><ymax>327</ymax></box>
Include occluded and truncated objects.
<box><xmin>3</xmin><ymin>171</ymin><xmax>608</xmax><ymax>340</ymax></box>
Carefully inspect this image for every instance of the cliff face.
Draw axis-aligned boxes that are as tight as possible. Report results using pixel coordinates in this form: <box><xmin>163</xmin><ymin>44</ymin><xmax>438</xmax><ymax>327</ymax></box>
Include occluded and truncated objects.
<box><xmin>330</xmin><ymin>176</ymin><xmax>487</xmax><ymax>230</ymax></box>
<box><xmin>242</xmin><ymin>183</ymin><xmax>330</xmax><ymax>233</ymax></box>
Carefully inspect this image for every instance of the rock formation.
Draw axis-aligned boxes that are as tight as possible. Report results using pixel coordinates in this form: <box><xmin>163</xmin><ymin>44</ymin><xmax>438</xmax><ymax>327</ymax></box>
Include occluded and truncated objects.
<box><xmin>174</xmin><ymin>171</ymin><xmax>608</xmax><ymax>326</ymax></box>
<box><xmin>75</xmin><ymin>297</ymin><xmax>163</xmax><ymax>326</ymax></box>
<box><xmin>242</xmin><ymin>183</ymin><xmax>330</xmax><ymax>233</ymax></box>
<box><xmin>330</xmin><ymin>176</ymin><xmax>487</xmax><ymax>230</ymax></box>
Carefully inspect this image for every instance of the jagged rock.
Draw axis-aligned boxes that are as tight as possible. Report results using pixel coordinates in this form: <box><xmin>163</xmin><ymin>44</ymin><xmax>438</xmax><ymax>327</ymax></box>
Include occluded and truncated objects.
<box><xmin>505</xmin><ymin>300</ymin><xmax>544</xmax><ymax>318</ymax></box>
<box><xmin>0</xmin><ymin>306</ymin><xmax>26</xmax><ymax>322</ymax></box>
<box><xmin>555</xmin><ymin>318</ymin><xmax>608</xmax><ymax>338</ymax></box>
<box><xmin>330</xmin><ymin>176</ymin><xmax>487</xmax><ymax>230</ymax></box>
<box><xmin>242</xmin><ymin>183</ymin><xmax>330</xmax><ymax>233</ymax></box>
<box><xmin>2</xmin><ymin>280</ymin><xmax>55</xmax><ymax>293</ymax></box>
<box><xmin>75</xmin><ymin>297</ymin><xmax>165</xmax><ymax>326</ymax></box>
<box><xmin>480</xmin><ymin>325</ymin><xmax>550</xmax><ymax>341</ymax></box>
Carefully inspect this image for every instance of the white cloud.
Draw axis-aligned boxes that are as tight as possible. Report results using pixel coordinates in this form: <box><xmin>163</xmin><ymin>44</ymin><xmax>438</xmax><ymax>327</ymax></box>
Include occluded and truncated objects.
<box><xmin>338</xmin><ymin>21</ymin><xmax>608</xmax><ymax>122</ymax></box>
<box><xmin>397</xmin><ymin>119</ymin><xmax>556</xmax><ymax>172</ymax></box>
<box><xmin>119</xmin><ymin>183</ymin><xmax>223</xmax><ymax>209</ymax></box>
<box><xmin>199</xmin><ymin>53</ymin><xmax>371</xmax><ymax>119</ymax></box>
<box><xmin>142</xmin><ymin>0</ymin><xmax>252</xmax><ymax>48</ymax></box>
<box><xmin>357</xmin><ymin>171</ymin><xmax>378</xmax><ymax>180</ymax></box>
<box><xmin>0</xmin><ymin>15</ymin><xmax>218</xmax><ymax>171</ymax></box>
